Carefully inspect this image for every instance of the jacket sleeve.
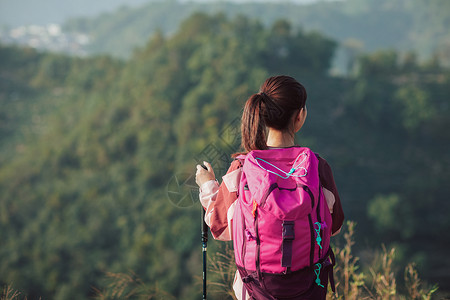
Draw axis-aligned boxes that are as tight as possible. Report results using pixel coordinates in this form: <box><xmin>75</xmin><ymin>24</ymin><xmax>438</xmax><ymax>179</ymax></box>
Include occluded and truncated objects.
<box><xmin>199</xmin><ymin>159</ymin><xmax>242</xmax><ymax>241</ymax></box>
<box><xmin>318</xmin><ymin>156</ymin><xmax>344</xmax><ymax>235</ymax></box>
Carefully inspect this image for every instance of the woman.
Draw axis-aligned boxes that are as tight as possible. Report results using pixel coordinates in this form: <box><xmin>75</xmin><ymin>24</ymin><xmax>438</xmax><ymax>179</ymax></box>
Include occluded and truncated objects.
<box><xmin>196</xmin><ymin>75</ymin><xmax>344</xmax><ymax>299</ymax></box>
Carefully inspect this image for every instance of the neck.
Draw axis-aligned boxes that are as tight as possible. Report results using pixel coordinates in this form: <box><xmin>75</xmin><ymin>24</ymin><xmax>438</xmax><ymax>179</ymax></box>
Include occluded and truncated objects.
<box><xmin>266</xmin><ymin>129</ymin><xmax>295</xmax><ymax>148</ymax></box>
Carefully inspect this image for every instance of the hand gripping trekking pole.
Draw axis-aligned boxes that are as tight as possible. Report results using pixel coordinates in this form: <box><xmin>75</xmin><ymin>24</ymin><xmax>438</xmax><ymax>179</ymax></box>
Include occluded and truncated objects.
<box><xmin>201</xmin><ymin>164</ymin><xmax>208</xmax><ymax>300</ymax></box>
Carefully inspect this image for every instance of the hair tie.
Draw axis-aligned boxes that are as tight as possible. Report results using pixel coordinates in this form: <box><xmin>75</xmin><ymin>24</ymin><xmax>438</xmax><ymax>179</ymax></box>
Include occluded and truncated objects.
<box><xmin>258</xmin><ymin>92</ymin><xmax>272</xmax><ymax>104</ymax></box>
<box><xmin>259</xmin><ymin>91</ymin><xmax>283</xmax><ymax>118</ymax></box>
<box><xmin>259</xmin><ymin>92</ymin><xmax>269</xmax><ymax>99</ymax></box>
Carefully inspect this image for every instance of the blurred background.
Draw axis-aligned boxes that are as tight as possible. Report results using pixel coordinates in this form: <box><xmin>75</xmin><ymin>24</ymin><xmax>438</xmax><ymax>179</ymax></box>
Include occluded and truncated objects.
<box><xmin>0</xmin><ymin>0</ymin><xmax>449</xmax><ymax>299</ymax></box>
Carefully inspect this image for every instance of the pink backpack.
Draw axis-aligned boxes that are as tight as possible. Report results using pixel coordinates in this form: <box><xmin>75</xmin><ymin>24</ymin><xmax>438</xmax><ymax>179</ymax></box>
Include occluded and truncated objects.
<box><xmin>233</xmin><ymin>147</ymin><xmax>335</xmax><ymax>299</ymax></box>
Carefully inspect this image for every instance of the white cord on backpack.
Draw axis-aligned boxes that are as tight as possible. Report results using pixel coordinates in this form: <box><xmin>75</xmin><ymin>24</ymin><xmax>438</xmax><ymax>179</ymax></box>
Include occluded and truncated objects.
<box><xmin>255</xmin><ymin>152</ymin><xmax>308</xmax><ymax>179</ymax></box>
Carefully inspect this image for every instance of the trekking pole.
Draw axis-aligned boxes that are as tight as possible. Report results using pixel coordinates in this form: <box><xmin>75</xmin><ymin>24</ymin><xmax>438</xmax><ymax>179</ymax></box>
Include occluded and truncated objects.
<box><xmin>202</xmin><ymin>206</ymin><xmax>208</xmax><ymax>300</ymax></box>
<box><xmin>200</xmin><ymin>164</ymin><xmax>208</xmax><ymax>300</ymax></box>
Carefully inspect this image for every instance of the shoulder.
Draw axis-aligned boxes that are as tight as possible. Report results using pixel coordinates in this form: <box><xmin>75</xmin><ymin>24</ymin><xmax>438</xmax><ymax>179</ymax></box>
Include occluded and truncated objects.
<box><xmin>314</xmin><ymin>152</ymin><xmax>330</xmax><ymax>168</ymax></box>
<box><xmin>314</xmin><ymin>153</ymin><xmax>335</xmax><ymax>182</ymax></box>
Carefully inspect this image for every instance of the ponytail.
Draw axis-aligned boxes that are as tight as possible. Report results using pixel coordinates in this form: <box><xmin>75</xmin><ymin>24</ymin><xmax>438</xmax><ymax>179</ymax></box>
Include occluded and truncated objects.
<box><xmin>241</xmin><ymin>94</ymin><xmax>268</xmax><ymax>152</ymax></box>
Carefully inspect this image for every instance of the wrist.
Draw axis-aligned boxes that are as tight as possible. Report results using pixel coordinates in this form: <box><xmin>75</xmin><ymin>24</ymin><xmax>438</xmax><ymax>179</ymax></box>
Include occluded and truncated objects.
<box><xmin>199</xmin><ymin>175</ymin><xmax>216</xmax><ymax>186</ymax></box>
<box><xmin>200</xmin><ymin>179</ymin><xmax>218</xmax><ymax>193</ymax></box>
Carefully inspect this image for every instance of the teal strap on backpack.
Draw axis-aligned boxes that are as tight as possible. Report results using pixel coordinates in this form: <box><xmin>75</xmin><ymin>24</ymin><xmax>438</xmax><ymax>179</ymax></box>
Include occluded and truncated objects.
<box><xmin>314</xmin><ymin>222</ymin><xmax>323</xmax><ymax>250</ymax></box>
<box><xmin>314</xmin><ymin>263</ymin><xmax>325</xmax><ymax>288</ymax></box>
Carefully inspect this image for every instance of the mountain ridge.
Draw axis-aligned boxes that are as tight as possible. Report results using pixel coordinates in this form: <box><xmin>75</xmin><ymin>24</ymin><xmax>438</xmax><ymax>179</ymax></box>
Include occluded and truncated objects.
<box><xmin>58</xmin><ymin>0</ymin><xmax>450</xmax><ymax>71</ymax></box>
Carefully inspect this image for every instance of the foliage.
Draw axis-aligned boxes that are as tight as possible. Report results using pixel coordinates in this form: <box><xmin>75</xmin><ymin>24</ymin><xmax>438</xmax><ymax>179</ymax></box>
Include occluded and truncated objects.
<box><xmin>92</xmin><ymin>272</ymin><xmax>176</xmax><ymax>300</ymax></box>
<box><xmin>0</xmin><ymin>9</ymin><xmax>449</xmax><ymax>299</ymax></box>
<box><xmin>0</xmin><ymin>285</ymin><xmax>24</xmax><ymax>300</ymax></box>
<box><xmin>62</xmin><ymin>0</ymin><xmax>450</xmax><ymax>68</ymax></box>
<box><xmin>331</xmin><ymin>222</ymin><xmax>439</xmax><ymax>300</ymax></box>
<box><xmin>206</xmin><ymin>222</ymin><xmax>438</xmax><ymax>300</ymax></box>
<box><xmin>207</xmin><ymin>243</ymin><xmax>238</xmax><ymax>300</ymax></box>
<box><xmin>0</xmin><ymin>14</ymin><xmax>336</xmax><ymax>299</ymax></box>
<box><xmin>331</xmin><ymin>222</ymin><xmax>365</xmax><ymax>299</ymax></box>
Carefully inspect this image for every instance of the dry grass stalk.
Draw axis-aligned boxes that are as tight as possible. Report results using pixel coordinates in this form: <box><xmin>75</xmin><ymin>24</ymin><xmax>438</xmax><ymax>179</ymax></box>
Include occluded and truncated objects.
<box><xmin>1</xmin><ymin>285</ymin><xmax>22</xmax><ymax>300</ymax></box>
<box><xmin>369</xmin><ymin>245</ymin><xmax>397</xmax><ymax>300</ymax></box>
<box><xmin>93</xmin><ymin>271</ymin><xmax>176</xmax><ymax>300</ymax></box>
<box><xmin>404</xmin><ymin>263</ymin><xmax>438</xmax><ymax>300</ymax></box>
<box><xmin>207</xmin><ymin>221</ymin><xmax>438</xmax><ymax>300</ymax></box>
<box><xmin>207</xmin><ymin>243</ymin><xmax>238</xmax><ymax>300</ymax></box>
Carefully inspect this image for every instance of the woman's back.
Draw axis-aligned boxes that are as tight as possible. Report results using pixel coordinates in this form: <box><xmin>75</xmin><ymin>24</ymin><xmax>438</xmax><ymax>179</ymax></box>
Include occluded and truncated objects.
<box><xmin>196</xmin><ymin>75</ymin><xmax>344</xmax><ymax>299</ymax></box>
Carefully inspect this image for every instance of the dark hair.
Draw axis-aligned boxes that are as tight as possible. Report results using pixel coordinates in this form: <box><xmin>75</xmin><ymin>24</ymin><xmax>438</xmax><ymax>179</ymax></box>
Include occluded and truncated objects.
<box><xmin>240</xmin><ymin>75</ymin><xmax>307</xmax><ymax>152</ymax></box>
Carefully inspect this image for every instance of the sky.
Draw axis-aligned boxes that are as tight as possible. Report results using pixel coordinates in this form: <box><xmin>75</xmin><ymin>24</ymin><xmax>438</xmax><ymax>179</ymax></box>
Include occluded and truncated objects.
<box><xmin>0</xmin><ymin>0</ymin><xmax>326</xmax><ymax>27</ymax></box>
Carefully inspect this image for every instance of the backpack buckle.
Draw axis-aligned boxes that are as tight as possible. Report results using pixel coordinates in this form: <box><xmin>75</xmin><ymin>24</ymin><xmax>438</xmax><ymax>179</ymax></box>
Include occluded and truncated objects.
<box><xmin>282</xmin><ymin>221</ymin><xmax>295</xmax><ymax>240</ymax></box>
<box><xmin>281</xmin><ymin>221</ymin><xmax>295</xmax><ymax>268</ymax></box>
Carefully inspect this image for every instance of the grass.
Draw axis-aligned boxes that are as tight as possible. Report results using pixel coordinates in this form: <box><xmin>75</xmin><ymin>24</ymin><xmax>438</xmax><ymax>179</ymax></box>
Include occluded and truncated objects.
<box><xmin>1</xmin><ymin>221</ymin><xmax>439</xmax><ymax>300</ymax></box>
<box><xmin>207</xmin><ymin>221</ymin><xmax>438</xmax><ymax>300</ymax></box>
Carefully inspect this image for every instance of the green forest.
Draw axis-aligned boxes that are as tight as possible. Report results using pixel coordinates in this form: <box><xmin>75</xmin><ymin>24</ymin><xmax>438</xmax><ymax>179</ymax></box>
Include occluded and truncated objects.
<box><xmin>63</xmin><ymin>0</ymin><xmax>450</xmax><ymax>68</ymax></box>
<box><xmin>1</xmin><ymin>9</ymin><xmax>450</xmax><ymax>300</ymax></box>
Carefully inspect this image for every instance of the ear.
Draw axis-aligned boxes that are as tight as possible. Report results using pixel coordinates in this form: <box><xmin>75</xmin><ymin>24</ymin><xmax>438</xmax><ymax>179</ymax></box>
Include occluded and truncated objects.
<box><xmin>300</xmin><ymin>106</ymin><xmax>307</xmax><ymax>121</ymax></box>
<box><xmin>294</xmin><ymin>107</ymin><xmax>307</xmax><ymax>132</ymax></box>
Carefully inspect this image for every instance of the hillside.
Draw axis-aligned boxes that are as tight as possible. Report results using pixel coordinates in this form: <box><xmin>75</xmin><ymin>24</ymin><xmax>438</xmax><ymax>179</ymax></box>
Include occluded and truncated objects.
<box><xmin>62</xmin><ymin>0</ymin><xmax>450</xmax><ymax>68</ymax></box>
<box><xmin>1</xmin><ymin>12</ymin><xmax>450</xmax><ymax>299</ymax></box>
<box><xmin>0</xmin><ymin>0</ymin><xmax>150</xmax><ymax>27</ymax></box>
